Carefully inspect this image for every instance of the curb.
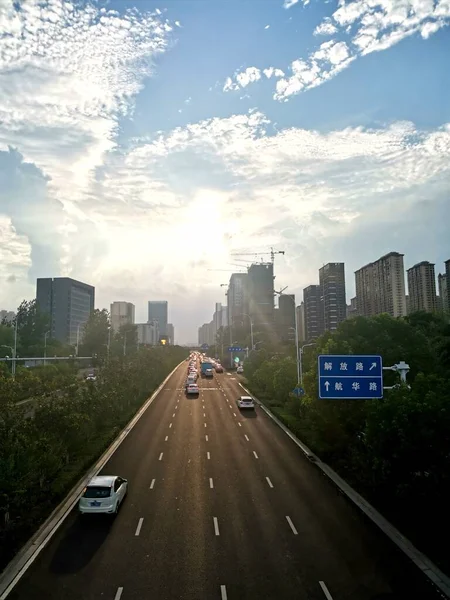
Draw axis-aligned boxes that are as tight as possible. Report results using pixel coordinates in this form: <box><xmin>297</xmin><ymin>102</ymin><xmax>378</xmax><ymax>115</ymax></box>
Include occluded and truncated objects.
<box><xmin>0</xmin><ymin>361</ymin><xmax>184</xmax><ymax>600</ymax></box>
<box><xmin>238</xmin><ymin>382</ymin><xmax>450</xmax><ymax>599</ymax></box>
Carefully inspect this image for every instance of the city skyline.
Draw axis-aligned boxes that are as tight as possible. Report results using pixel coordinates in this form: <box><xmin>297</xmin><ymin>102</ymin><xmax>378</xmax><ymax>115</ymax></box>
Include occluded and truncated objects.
<box><xmin>0</xmin><ymin>0</ymin><xmax>449</xmax><ymax>344</ymax></box>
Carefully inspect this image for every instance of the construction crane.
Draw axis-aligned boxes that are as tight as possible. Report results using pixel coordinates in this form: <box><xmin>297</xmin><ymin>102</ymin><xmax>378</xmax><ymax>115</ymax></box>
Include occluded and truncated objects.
<box><xmin>231</xmin><ymin>246</ymin><xmax>285</xmax><ymax>264</ymax></box>
<box><xmin>207</xmin><ymin>263</ymin><xmax>247</xmax><ymax>273</ymax></box>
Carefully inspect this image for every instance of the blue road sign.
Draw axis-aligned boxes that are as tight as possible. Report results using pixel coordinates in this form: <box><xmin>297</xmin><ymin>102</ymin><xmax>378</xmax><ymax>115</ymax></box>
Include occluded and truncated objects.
<box><xmin>200</xmin><ymin>343</ymin><xmax>209</xmax><ymax>350</ymax></box>
<box><xmin>228</xmin><ymin>346</ymin><xmax>243</xmax><ymax>352</ymax></box>
<box><xmin>318</xmin><ymin>355</ymin><xmax>383</xmax><ymax>399</ymax></box>
<box><xmin>292</xmin><ymin>387</ymin><xmax>305</xmax><ymax>397</ymax></box>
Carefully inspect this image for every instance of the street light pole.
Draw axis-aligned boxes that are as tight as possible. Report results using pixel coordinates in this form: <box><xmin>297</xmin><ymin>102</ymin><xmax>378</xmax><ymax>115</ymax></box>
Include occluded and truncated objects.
<box><xmin>299</xmin><ymin>342</ymin><xmax>316</xmax><ymax>387</ymax></box>
<box><xmin>275</xmin><ymin>289</ymin><xmax>300</xmax><ymax>386</ymax></box>
<box><xmin>12</xmin><ymin>317</ymin><xmax>18</xmax><ymax>378</ymax></box>
<box><xmin>44</xmin><ymin>330</ymin><xmax>50</xmax><ymax>367</ymax></box>
<box><xmin>76</xmin><ymin>322</ymin><xmax>85</xmax><ymax>357</ymax></box>
<box><xmin>107</xmin><ymin>326</ymin><xmax>111</xmax><ymax>360</ymax></box>
<box><xmin>241</xmin><ymin>313</ymin><xmax>254</xmax><ymax>351</ymax></box>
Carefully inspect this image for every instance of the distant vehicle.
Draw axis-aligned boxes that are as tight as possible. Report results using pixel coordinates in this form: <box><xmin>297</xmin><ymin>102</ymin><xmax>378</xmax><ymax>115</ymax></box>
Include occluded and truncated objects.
<box><xmin>201</xmin><ymin>361</ymin><xmax>214</xmax><ymax>377</ymax></box>
<box><xmin>215</xmin><ymin>364</ymin><xmax>223</xmax><ymax>373</ymax></box>
<box><xmin>236</xmin><ymin>366</ymin><xmax>244</xmax><ymax>374</ymax></box>
<box><xmin>78</xmin><ymin>475</ymin><xmax>128</xmax><ymax>515</ymax></box>
<box><xmin>186</xmin><ymin>383</ymin><xmax>199</xmax><ymax>396</ymax></box>
<box><xmin>86</xmin><ymin>374</ymin><xmax>96</xmax><ymax>381</ymax></box>
<box><xmin>237</xmin><ymin>395</ymin><xmax>254</xmax><ymax>410</ymax></box>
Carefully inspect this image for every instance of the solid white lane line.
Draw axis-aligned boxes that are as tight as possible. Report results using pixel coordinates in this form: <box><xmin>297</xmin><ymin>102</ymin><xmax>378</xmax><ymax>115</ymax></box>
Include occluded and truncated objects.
<box><xmin>205</xmin><ymin>434</ymin><xmax>209</xmax><ymax>441</ymax></box>
<box><xmin>135</xmin><ymin>518</ymin><xmax>144</xmax><ymax>536</ymax></box>
<box><xmin>209</xmin><ymin>478</ymin><xmax>214</xmax><ymax>488</ymax></box>
<box><xmin>213</xmin><ymin>517</ymin><xmax>220</xmax><ymax>536</ymax></box>
<box><xmin>207</xmin><ymin>451</ymin><xmax>210</xmax><ymax>459</ymax></box>
<box><xmin>220</xmin><ymin>585</ymin><xmax>228</xmax><ymax>600</ymax></box>
<box><xmin>238</xmin><ymin>422</ymin><xmax>242</xmax><ymax>427</ymax></box>
<box><xmin>244</xmin><ymin>434</ymin><xmax>249</xmax><ymax>442</ymax></box>
<box><xmin>150</xmin><ymin>479</ymin><xmax>156</xmax><ymax>489</ymax></box>
<box><xmin>253</xmin><ymin>451</ymin><xmax>259</xmax><ymax>459</ymax></box>
<box><xmin>159</xmin><ymin>452</ymin><xmax>163</xmax><ymax>461</ymax></box>
<box><xmin>165</xmin><ymin>436</ymin><xmax>168</xmax><ymax>441</ymax></box>
<box><xmin>286</xmin><ymin>516</ymin><xmax>298</xmax><ymax>535</ymax></box>
<box><xmin>114</xmin><ymin>587</ymin><xmax>124</xmax><ymax>600</ymax></box>
<box><xmin>266</xmin><ymin>477</ymin><xmax>274</xmax><ymax>488</ymax></box>
<box><xmin>319</xmin><ymin>581</ymin><xmax>334</xmax><ymax>600</ymax></box>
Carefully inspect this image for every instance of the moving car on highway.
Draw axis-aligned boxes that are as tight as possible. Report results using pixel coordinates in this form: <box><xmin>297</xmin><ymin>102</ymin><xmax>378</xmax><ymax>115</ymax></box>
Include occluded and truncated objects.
<box><xmin>236</xmin><ymin>395</ymin><xmax>254</xmax><ymax>410</ymax></box>
<box><xmin>237</xmin><ymin>365</ymin><xmax>244</xmax><ymax>374</ymax></box>
<box><xmin>186</xmin><ymin>383</ymin><xmax>199</xmax><ymax>396</ymax></box>
<box><xmin>79</xmin><ymin>475</ymin><xmax>128</xmax><ymax>516</ymax></box>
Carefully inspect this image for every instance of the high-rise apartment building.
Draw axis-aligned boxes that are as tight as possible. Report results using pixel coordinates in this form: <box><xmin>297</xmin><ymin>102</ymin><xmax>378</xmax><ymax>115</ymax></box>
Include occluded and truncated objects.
<box><xmin>355</xmin><ymin>252</ymin><xmax>406</xmax><ymax>318</ymax></box>
<box><xmin>319</xmin><ymin>262</ymin><xmax>346</xmax><ymax>333</ymax></box>
<box><xmin>407</xmin><ymin>261</ymin><xmax>437</xmax><ymax>314</ymax></box>
<box><xmin>36</xmin><ymin>277</ymin><xmax>95</xmax><ymax>345</ymax></box>
<box><xmin>296</xmin><ymin>302</ymin><xmax>306</xmax><ymax>343</ymax></box>
<box><xmin>303</xmin><ymin>285</ymin><xmax>323</xmax><ymax>342</ymax></box>
<box><xmin>227</xmin><ymin>273</ymin><xmax>248</xmax><ymax>326</ymax></box>
<box><xmin>110</xmin><ymin>302</ymin><xmax>135</xmax><ymax>332</ymax></box>
<box><xmin>346</xmin><ymin>297</ymin><xmax>358</xmax><ymax>319</ymax></box>
<box><xmin>137</xmin><ymin>322</ymin><xmax>159</xmax><ymax>346</ymax></box>
<box><xmin>148</xmin><ymin>301</ymin><xmax>168</xmax><ymax>335</ymax></box>
<box><xmin>438</xmin><ymin>272</ymin><xmax>448</xmax><ymax>314</ymax></box>
<box><xmin>277</xmin><ymin>294</ymin><xmax>296</xmax><ymax>342</ymax></box>
<box><xmin>247</xmin><ymin>263</ymin><xmax>274</xmax><ymax>328</ymax></box>
<box><xmin>167</xmin><ymin>323</ymin><xmax>175</xmax><ymax>345</ymax></box>
<box><xmin>198</xmin><ymin>321</ymin><xmax>215</xmax><ymax>347</ymax></box>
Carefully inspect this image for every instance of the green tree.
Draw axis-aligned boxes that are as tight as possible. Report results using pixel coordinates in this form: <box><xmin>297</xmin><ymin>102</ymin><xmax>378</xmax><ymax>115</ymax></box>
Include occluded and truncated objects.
<box><xmin>14</xmin><ymin>300</ymin><xmax>51</xmax><ymax>358</ymax></box>
<box><xmin>80</xmin><ymin>309</ymin><xmax>109</xmax><ymax>359</ymax></box>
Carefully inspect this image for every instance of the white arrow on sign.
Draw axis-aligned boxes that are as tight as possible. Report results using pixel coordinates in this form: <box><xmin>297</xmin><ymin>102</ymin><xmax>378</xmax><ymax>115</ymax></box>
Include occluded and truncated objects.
<box><xmin>324</xmin><ymin>381</ymin><xmax>330</xmax><ymax>391</ymax></box>
<box><xmin>369</xmin><ymin>362</ymin><xmax>377</xmax><ymax>371</ymax></box>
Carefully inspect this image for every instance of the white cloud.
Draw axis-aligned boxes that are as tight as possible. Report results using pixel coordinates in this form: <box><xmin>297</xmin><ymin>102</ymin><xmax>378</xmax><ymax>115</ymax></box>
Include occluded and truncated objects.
<box><xmin>225</xmin><ymin>0</ymin><xmax>450</xmax><ymax>100</ymax></box>
<box><xmin>314</xmin><ymin>18</ymin><xmax>338</xmax><ymax>36</ymax></box>
<box><xmin>0</xmin><ymin>0</ymin><xmax>173</xmax><ymax>282</ymax></box>
<box><xmin>263</xmin><ymin>67</ymin><xmax>285</xmax><ymax>79</ymax></box>
<box><xmin>283</xmin><ymin>0</ymin><xmax>300</xmax><ymax>8</ymax></box>
<box><xmin>265</xmin><ymin>24</ymin><xmax>270</xmax><ymax>29</ymax></box>
<box><xmin>236</xmin><ymin>67</ymin><xmax>262</xmax><ymax>88</ymax></box>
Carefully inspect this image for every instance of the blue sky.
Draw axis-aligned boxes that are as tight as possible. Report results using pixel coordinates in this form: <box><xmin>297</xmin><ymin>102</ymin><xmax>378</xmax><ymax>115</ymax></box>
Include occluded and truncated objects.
<box><xmin>0</xmin><ymin>0</ymin><xmax>449</xmax><ymax>343</ymax></box>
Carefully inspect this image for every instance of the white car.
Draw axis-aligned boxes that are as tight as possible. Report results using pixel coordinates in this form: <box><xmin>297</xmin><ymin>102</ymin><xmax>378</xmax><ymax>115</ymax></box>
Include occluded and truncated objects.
<box><xmin>86</xmin><ymin>373</ymin><xmax>96</xmax><ymax>381</ymax></box>
<box><xmin>237</xmin><ymin>395</ymin><xmax>254</xmax><ymax>410</ymax></box>
<box><xmin>79</xmin><ymin>475</ymin><xmax>128</xmax><ymax>515</ymax></box>
<box><xmin>236</xmin><ymin>366</ymin><xmax>244</xmax><ymax>374</ymax></box>
<box><xmin>186</xmin><ymin>383</ymin><xmax>199</xmax><ymax>395</ymax></box>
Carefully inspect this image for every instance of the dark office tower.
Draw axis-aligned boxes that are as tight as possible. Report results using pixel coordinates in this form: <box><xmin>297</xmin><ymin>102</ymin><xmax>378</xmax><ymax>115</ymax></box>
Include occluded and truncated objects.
<box><xmin>148</xmin><ymin>301</ymin><xmax>168</xmax><ymax>336</ymax></box>
<box><xmin>36</xmin><ymin>277</ymin><xmax>95</xmax><ymax>346</ymax></box>
<box><xmin>303</xmin><ymin>285</ymin><xmax>324</xmax><ymax>342</ymax></box>
<box><xmin>319</xmin><ymin>262</ymin><xmax>347</xmax><ymax>333</ymax></box>
<box><xmin>277</xmin><ymin>294</ymin><xmax>296</xmax><ymax>342</ymax></box>
<box><xmin>247</xmin><ymin>263</ymin><xmax>274</xmax><ymax>328</ymax></box>
<box><xmin>227</xmin><ymin>273</ymin><xmax>248</xmax><ymax>326</ymax></box>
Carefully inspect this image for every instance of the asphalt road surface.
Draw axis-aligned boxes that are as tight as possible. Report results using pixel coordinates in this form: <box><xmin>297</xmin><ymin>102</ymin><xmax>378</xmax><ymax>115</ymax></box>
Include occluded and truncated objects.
<box><xmin>7</xmin><ymin>363</ymin><xmax>444</xmax><ymax>600</ymax></box>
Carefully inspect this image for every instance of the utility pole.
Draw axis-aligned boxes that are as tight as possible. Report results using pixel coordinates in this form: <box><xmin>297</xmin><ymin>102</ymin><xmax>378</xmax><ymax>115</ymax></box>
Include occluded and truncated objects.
<box><xmin>44</xmin><ymin>330</ymin><xmax>50</xmax><ymax>367</ymax></box>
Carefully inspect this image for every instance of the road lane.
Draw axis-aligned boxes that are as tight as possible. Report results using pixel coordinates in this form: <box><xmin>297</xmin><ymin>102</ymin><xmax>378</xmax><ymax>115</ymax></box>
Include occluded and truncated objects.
<box><xmin>5</xmin><ymin>360</ymin><xmax>444</xmax><ymax>600</ymax></box>
<box><xmin>216</xmin><ymin>371</ymin><xmax>444</xmax><ymax>599</ymax></box>
<box><xmin>8</xmin><ymin>365</ymin><xmax>187</xmax><ymax>600</ymax></box>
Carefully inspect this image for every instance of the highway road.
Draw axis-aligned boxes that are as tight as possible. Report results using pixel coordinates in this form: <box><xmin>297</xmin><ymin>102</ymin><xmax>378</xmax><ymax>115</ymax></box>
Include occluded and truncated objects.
<box><xmin>6</xmin><ymin>362</ymin><xmax>444</xmax><ymax>600</ymax></box>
